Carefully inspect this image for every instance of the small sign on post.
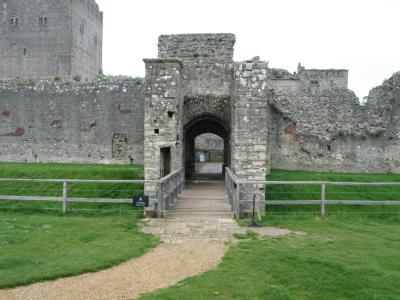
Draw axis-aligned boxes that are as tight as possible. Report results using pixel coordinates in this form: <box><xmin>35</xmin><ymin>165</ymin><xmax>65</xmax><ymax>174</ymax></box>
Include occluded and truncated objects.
<box><xmin>133</xmin><ymin>196</ymin><xmax>150</xmax><ymax>208</ymax></box>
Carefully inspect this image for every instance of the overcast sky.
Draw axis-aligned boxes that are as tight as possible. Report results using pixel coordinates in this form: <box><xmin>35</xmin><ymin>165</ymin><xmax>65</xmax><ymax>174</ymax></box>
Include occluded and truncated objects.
<box><xmin>96</xmin><ymin>0</ymin><xmax>399</xmax><ymax>101</ymax></box>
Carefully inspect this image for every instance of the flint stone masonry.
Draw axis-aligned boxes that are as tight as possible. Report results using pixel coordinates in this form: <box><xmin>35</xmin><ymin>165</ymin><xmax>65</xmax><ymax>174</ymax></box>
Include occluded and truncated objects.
<box><xmin>0</xmin><ymin>0</ymin><xmax>103</xmax><ymax>80</ymax></box>
<box><xmin>195</xmin><ymin>133</ymin><xmax>224</xmax><ymax>152</ymax></box>
<box><xmin>0</xmin><ymin>80</ymin><xmax>144</xmax><ymax>164</ymax></box>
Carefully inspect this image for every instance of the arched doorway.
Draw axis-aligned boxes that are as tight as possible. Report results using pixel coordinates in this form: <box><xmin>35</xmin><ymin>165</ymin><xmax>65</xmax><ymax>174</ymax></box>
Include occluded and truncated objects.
<box><xmin>184</xmin><ymin>115</ymin><xmax>230</xmax><ymax>179</ymax></box>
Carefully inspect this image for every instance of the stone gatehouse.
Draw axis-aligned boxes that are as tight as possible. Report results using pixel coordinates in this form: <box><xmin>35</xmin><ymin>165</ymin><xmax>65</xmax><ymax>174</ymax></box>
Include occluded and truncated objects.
<box><xmin>142</xmin><ymin>34</ymin><xmax>400</xmax><ymax>205</ymax></box>
<box><xmin>1</xmin><ymin>30</ymin><xmax>399</xmax><ymax>209</ymax></box>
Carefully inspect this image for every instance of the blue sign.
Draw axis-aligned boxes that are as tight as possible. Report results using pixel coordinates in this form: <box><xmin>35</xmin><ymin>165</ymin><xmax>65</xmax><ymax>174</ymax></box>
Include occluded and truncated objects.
<box><xmin>133</xmin><ymin>196</ymin><xmax>149</xmax><ymax>208</ymax></box>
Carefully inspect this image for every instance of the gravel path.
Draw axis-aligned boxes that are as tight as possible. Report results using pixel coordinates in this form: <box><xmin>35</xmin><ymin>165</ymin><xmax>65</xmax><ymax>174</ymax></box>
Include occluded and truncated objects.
<box><xmin>0</xmin><ymin>242</ymin><xmax>227</xmax><ymax>300</ymax></box>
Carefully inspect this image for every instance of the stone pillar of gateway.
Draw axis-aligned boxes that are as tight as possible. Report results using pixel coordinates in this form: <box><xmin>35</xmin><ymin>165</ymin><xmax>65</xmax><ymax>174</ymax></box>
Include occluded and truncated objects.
<box><xmin>231</xmin><ymin>58</ymin><xmax>271</xmax><ymax>213</ymax></box>
<box><xmin>144</xmin><ymin>33</ymin><xmax>270</xmax><ymax>215</ymax></box>
<box><xmin>143</xmin><ymin>58</ymin><xmax>184</xmax><ymax>212</ymax></box>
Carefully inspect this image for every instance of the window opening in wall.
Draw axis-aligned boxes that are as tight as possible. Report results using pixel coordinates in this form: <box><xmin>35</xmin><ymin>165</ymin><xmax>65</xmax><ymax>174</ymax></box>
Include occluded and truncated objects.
<box><xmin>80</xmin><ymin>22</ymin><xmax>84</xmax><ymax>34</ymax></box>
<box><xmin>23</xmin><ymin>48</ymin><xmax>27</xmax><ymax>55</ymax></box>
<box><xmin>168</xmin><ymin>111</ymin><xmax>175</xmax><ymax>119</ymax></box>
<box><xmin>327</xmin><ymin>145</ymin><xmax>331</xmax><ymax>151</ymax></box>
<box><xmin>154</xmin><ymin>129</ymin><xmax>159</xmax><ymax>134</ymax></box>
<box><xmin>10</xmin><ymin>17</ymin><xmax>18</xmax><ymax>26</ymax></box>
<box><xmin>94</xmin><ymin>34</ymin><xmax>97</xmax><ymax>45</ymax></box>
<box><xmin>39</xmin><ymin>16</ymin><xmax>47</xmax><ymax>26</ymax></box>
<box><xmin>160</xmin><ymin>147</ymin><xmax>171</xmax><ymax>178</ymax></box>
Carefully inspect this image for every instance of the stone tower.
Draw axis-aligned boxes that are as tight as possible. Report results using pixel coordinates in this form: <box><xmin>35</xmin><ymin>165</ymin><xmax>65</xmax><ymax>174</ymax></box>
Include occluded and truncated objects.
<box><xmin>0</xmin><ymin>0</ymin><xmax>103</xmax><ymax>80</ymax></box>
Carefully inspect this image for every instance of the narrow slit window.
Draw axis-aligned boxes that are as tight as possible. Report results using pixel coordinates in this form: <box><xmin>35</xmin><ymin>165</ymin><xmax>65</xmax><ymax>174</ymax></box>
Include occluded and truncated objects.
<box><xmin>80</xmin><ymin>22</ymin><xmax>85</xmax><ymax>34</ymax></box>
<box><xmin>23</xmin><ymin>48</ymin><xmax>27</xmax><ymax>55</ymax></box>
<box><xmin>10</xmin><ymin>17</ymin><xmax>18</xmax><ymax>26</ymax></box>
<box><xmin>39</xmin><ymin>16</ymin><xmax>48</xmax><ymax>26</ymax></box>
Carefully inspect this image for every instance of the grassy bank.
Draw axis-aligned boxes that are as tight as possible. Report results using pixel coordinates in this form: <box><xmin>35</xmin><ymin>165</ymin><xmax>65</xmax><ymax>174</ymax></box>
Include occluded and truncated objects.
<box><xmin>0</xmin><ymin>162</ymin><xmax>159</xmax><ymax>289</ymax></box>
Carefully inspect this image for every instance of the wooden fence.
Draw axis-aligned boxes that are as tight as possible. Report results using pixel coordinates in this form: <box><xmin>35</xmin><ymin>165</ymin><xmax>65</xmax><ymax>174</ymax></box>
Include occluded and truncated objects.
<box><xmin>225</xmin><ymin>168</ymin><xmax>400</xmax><ymax>219</ymax></box>
<box><xmin>0</xmin><ymin>169</ymin><xmax>185</xmax><ymax>217</ymax></box>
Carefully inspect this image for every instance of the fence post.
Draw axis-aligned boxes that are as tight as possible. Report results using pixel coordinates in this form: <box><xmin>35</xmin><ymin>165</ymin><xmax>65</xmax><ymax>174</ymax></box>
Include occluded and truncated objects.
<box><xmin>320</xmin><ymin>183</ymin><xmax>326</xmax><ymax>219</ymax></box>
<box><xmin>62</xmin><ymin>181</ymin><xmax>68</xmax><ymax>214</ymax></box>
<box><xmin>235</xmin><ymin>183</ymin><xmax>240</xmax><ymax>219</ymax></box>
<box><xmin>157</xmin><ymin>182</ymin><xmax>163</xmax><ymax>218</ymax></box>
<box><xmin>178</xmin><ymin>171</ymin><xmax>182</xmax><ymax>194</ymax></box>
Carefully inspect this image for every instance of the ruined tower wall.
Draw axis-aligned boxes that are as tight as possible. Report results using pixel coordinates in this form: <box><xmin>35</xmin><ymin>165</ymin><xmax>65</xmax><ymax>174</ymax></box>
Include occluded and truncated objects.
<box><xmin>0</xmin><ymin>0</ymin><xmax>102</xmax><ymax>80</ymax></box>
<box><xmin>268</xmin><ymin>71</ymin><xmax>400</xmax><ymax>173</ymax></box>
<box><xmin>0</xmin><ymin>80</ymin><xmax>144</xmax><ymax>164</ymax></box>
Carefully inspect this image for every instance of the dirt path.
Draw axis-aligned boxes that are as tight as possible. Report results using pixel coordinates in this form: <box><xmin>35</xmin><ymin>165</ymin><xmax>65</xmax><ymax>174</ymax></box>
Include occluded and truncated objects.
<box><xmin>0</xmin><ymin>241</ymin><xmax>227</xmax><ymax>300</ymax></box>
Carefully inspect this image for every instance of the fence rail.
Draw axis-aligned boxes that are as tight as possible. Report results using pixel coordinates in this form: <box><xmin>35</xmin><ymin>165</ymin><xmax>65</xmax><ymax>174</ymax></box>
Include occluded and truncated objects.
<box><xmin>0</xmin><ymin>170</ymin><xmax>184</xmax><ymax>217</ymax></box>
<box><xmin>157</xmin><ymin>168</ymin><xmax>185</xmax><ymax>218</ymax></box>
<box><xmin>225</xmin><ymin>168</ymin><xmax>400</xmax><ymax>219</ymax></box>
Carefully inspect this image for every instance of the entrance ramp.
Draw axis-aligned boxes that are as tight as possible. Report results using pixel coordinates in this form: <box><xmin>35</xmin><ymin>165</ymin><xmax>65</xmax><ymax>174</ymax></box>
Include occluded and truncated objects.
<box><xmin>164</xmin><ymin>180</ymin><xmax>234</xmax><ymax>220</ymax></box>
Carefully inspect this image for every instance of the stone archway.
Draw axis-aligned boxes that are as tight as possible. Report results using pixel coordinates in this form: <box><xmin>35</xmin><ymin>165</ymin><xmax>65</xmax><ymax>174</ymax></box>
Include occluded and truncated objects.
<box><xmin>184</xmin><ymin>115</ymin><xmax>230</xmax><ymax>178</ymax></box>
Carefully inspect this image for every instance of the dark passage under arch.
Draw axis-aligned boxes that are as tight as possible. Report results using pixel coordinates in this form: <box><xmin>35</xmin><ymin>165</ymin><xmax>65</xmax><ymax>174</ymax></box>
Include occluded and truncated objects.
<box><xmin>184</xmin><ymin>115</ymin><xmax>231</xmax><ymax>178</ymax></box>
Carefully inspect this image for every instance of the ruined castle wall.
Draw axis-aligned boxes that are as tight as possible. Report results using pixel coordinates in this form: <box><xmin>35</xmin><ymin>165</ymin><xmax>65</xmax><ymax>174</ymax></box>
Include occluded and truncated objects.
<box><xmin>298</xmin><ymin>68</ymin><xmax>349</xmax><ymax>91</ymax></box>
<box><xmin>268</xmin><ymin>71</ymin><xmax>400</xmax><ymax>173</ymax></box>
<box><xmin>0</xmin><ymin>80</ymin><xmax>144</xmax><ymax>164</ymax></box>
<box><xmin>195</xmin><ymin>133</ymin><xmax>224</xmax><ymax>151</ymax></box>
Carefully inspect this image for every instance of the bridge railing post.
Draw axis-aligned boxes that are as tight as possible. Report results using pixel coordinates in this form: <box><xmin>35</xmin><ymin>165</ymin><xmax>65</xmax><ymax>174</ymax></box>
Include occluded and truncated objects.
<box><xmin>235</xmin><ymin>183</ymin><xmax>240</xmax><ymax>219</ymax></box>
<box><xmin>157</xmin><ymin>181</ymin><xmax>163</xmax><ymax>218</ymax></box>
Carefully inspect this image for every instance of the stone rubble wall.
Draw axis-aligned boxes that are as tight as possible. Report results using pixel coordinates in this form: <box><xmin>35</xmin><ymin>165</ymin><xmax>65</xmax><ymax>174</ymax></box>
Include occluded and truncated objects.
<box><xmin>158</xmin><ymin>34</ymin><xmax>235</xmax><ymax>62</ymax></box>
<box><xmin>195</xmin><ymin>133</ymin><xmax>224</xmax><ymax>151</ymax></box>
<box><xmin>268</xmin><ymin>71</ymin><xmax>400</xmax><ymax>173</ymax></box>
<box><xmin>0</xmin><ymin>79</ymin><xmax>144</xmax><ymax>164</ymax></box>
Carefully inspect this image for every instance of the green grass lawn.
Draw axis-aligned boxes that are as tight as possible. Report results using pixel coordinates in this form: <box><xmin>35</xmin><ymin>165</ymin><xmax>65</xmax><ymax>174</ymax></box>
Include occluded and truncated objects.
<box><xmin>267</xmin><ymin>169</ymin><xmax>400</xmax><ymax>201</ymax></box>
<box><xmin>141</xmin><ymin>214</ymin><xmax>400</xmax><ymax>300</ymax></box>
<box><xmin>0</xmin><ymin>207</ymin><xmax>159</xmax><ymax>289</ymax></box>
<box><xmin>0</xmin><ymin>162</ymin><xmax>159</xmax><ymax>289</ymax></box>
<box><xmin>141</xmin><ymin>170</ymin><xmax>400</xmax><ymax>300</ymax></box>
<box><xmin>264</xmin><ymin>169</ymin><xmax>400</xmax><ymax>215</ymax></box>
<box><xmin>0</xmin><ymin>163</ymin><xmax>145</xmax><ymax>207</ymax></box>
